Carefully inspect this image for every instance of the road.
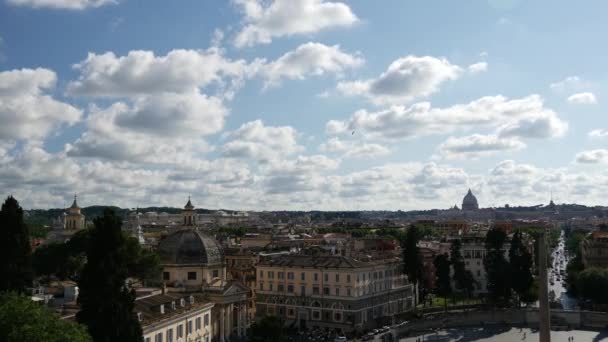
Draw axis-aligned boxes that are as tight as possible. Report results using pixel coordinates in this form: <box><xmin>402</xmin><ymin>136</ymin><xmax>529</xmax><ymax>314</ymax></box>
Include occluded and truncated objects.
<box><xmin>549</xmin><ymin>231</ymin><xmax>577</xmax><ymax>311</ymax></box>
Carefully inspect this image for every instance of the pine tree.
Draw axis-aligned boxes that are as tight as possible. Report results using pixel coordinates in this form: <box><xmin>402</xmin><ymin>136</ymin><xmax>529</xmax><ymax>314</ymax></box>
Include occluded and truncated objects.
<box><xmin>76</xmin><ymin>208</ymin><xmax>142</xmax><ymax>342</ymax></box>
<box><xmin>484</xmin><ymin>228</ymin><xmax>511</xmax><ymax>303</ymax></box>
<box><xmin>0</xmin><ymin>196</ymin><xmax>33</xmax><ymax>293</ymax></box>
<box><xmin>402</xmin><ymin>225</ymin><xmax>424</xmax><ymax>305</ymax></box>
<box><xmin>509</xmin><ymin>231</ymin><xmax>534</xmax><ymax>306</ymax></box>
<box><xmin>433</xmin><ymin>253</ymin><xmax>452</xmax><ymax>311</ymax></box>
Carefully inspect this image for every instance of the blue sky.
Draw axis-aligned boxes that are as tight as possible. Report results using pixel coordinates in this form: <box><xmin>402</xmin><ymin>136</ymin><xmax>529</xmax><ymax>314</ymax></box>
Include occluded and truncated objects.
<box><xmin>1</xmin><ymin>0</ymin><xmax>608</xmax><ymax>210</ymax></box>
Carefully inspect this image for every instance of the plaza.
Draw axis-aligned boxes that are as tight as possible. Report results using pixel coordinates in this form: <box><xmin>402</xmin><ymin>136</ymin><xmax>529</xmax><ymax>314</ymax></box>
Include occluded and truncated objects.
<box><xmin>399</xmin><ymin>327</ymin><xmax>607</xmax><ymax>342</ymax></box>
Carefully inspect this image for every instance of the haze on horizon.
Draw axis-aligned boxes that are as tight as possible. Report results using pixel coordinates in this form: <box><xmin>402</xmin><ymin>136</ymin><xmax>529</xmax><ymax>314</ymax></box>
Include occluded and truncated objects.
<box><xmin>1</xmin><ymin>0</ymin><xmax>608</xmax><ymax>211</ymax></box>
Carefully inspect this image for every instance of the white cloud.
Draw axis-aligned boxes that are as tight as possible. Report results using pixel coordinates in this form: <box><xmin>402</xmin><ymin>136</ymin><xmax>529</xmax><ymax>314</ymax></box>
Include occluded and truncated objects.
<box><xmin>567</xmin><ymin>92</ymin><xmax>597</xmax><ymax>104</ymax></box>
<box><xmin>436</xmin><ymin>134</ymin><xmax>525</xmax><ymax>159</ymax></box>
<box><xmin>549</xmin><ymin>76</ymin><xmax>581</xmax><ymax>91</ymax></box>
<box><xmin>575</xmin><ymin>149</ymin><xmax>608</xmax><ymax>164</ymax></box>
<box><xmin>467</xmin><ymin>62</ymin><xmax>488</xmax><ymax>73</ymax></box>
<box><xmin>67</xmin><ymin>49</ymin><xmax>250</xmax><ymax>97</ymax></box>
<box><xmin>7</xmin><ymin>0</ymin><xmax>115</xmax><ymax>9</ymax></box>
<box><xmin>233</xmin><ymin>0</ymin><xmax>358</xmax><ymax>47</ymax></box>
<box><xmin>319</xmin><ymin>137</ymin><xmax>389</xmax><ymax>158</ymax></box>
<box><xmin>337</xmin><ymin>55</ymin><xmax>463</xmax><ymax>104</ymax></box>
<box><xmin>589</xmin><ymin>129</ymin><xmax>608</xmax><ymax>138</ymax></box>
<box><xmin>328</xmin><ymin>94</ymin><xmax>567</xmax><ymax>140</ymax></box>
<box><xmin>0</xmin><ymin>68</ymin><xmax>82</xmax><ymax>142</ymax></box>
<box><xmin>221</xmin><ymin>120</ymin><xmax>302</xmax><ymax>161</ymax></box>
<box><xmin>258</xmin><ymin>42</ymin><xmax>363</xmax><ymax>87</ymax></box>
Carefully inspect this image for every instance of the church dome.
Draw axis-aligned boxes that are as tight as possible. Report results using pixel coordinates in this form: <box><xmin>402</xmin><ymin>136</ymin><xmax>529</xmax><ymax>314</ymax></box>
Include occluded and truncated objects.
<box><xmin>462</xmin><ymin>189</ymin><xmax>479</xmax><ymax>211</ymax></box>
<box><xmin>158</xmin><ymin>229</ymin><xmax>224</xmax><ymax>266</ymax></box>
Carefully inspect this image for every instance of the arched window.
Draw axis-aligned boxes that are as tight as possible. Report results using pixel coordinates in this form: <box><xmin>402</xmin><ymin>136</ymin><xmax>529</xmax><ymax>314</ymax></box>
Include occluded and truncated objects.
<box><xmin>311</xmin><ymin>301</ymin><xmax>321</xmax><ymax>308</ymax></box>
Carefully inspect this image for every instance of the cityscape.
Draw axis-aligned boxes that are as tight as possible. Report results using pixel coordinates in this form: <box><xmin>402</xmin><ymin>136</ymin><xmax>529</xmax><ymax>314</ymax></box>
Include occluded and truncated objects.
<box><xmin>2</xmin><ymin>0</ymin><xmax>608</xmax><ymax>341</ymax></box>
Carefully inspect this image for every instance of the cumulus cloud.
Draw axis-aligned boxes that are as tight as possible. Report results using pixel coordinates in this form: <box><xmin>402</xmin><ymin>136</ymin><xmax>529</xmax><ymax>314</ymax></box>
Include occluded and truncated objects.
<box><xmin>549</xmin><ymin>76</ymin><xmax>582</xmax><ymax>91</ymax></box>
<box><xmin>233</xmin><ymin>0</ymin><xmax>358</xmax><ymax>47</ymax></box>
<box><xmin>258</xmin><ymin>42</ymin><xmax>363</xmax><ymax>87</ymax></box>
<box><xmin>567</xmin><ymin>92</ymin><xmax>597</xmax><ymax>104</ymax></box>
<box><xmin>589</xmin><ymin>129</ymin><xmax>608</xmax><ymax>138</ymax></box>
<box><xmin>67</xmin><ymin>49</ymin><xmax>250</xmax><ymax>97</ymax></box>
<box><xmin>7</xmin><ymin>0</ymin><xmax>115</xmax><ymax>9</ymax></box>
<box><xmin>437</xmin><ymin>134</ymin><xmax>525</xmax><ymax>159</ymax></box>
<box><xmin>221</xmin><ymin>120</ymin><xmax>302</xmax><ymax>161</ymax></box>
<box><xmin>0</xmin><ymin>68</ymin><xmax>82</xmax><ymax>142</ymax></box>
<box><xmin>327</xmin><ymin>94</ymin><xmax>567</xmax><ymax>141</ymax></box>
<box><xmin>575</xmin><ymin>149</ymin><xmax>608</xmax><ymax>164</ymax></box>
<box><xmin>337</xmin><ymin>55</ymin><xmax>463</xmax><ymax>104</ymax></box>
<box><xmin>319</xmin><ymin>137</ymin><xmax>389</xmax><ymax>158</ymax></box>
<box><xmin>467</xmin><ymin>62</ymin><xmax>488</xmax><ymax>73</ymax></box>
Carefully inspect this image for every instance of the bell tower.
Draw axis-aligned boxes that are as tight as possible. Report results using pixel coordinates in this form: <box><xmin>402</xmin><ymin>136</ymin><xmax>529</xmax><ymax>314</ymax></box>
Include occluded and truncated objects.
<box><xmin>65</xmin><ymin>194</ymin><xmax>85</xmax><ymax>230</ymax></box>
<box><xmin>183</xmin><ymin>196</ymin><xmax>196</xmax><ymax>226</ymax></box>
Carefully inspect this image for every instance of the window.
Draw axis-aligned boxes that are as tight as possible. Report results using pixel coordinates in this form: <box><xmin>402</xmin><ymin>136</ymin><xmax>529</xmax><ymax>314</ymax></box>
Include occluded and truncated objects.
<box><xmin>301</xmin><ymin>272</ymin><xmax>305</xmax><ymax>281</ymax></box>
<box><xmin>324</xmin><ymin>273</ymin><xmax>328</xmax><ymax>282</ymax></box>
<box><xmin>213</xmin><ymin>270</ymin><xmax>219</xmax><ymax>278</ymax></box>
<box><xmin>347</xmin><ymin>288</ymin><xmax>351</xmax><ymax>296</ymax></box>
<box><xmin>323</xmin><ymin>287</ymin><xmax>330</xmax><ymax>295</ymax></box>
<box><xmin>287</xmin><ymin>308</ymin><xmax>295</xmax><ymax>317</ymax></box>
<box><xmin>301</xmin><ymin>286</ymin><xmax>306</xmax><ymax>295</ymax></box>
<box><xmin>259</xmin><ymin>283</ymin><xmax>263</xmax><ymax>290</ymax></box>
<box><xmin>278</xmin><ymin>272</ymin><xmax>284</xmax><ymax>279</ymax></box>
<box><xmin>177</xmin><ymin>325</ymin><xmax>183</xmax><ymax>338</ymax></box>
<box><xmin>287</xmin><ymin>285</ymin><xmax>294</xmax><ymax>293</ymax></box>
<box><xmin>196</xmin><ymin>317</ymin><xmax>201</xmax><ymax>330</ymax></box>
<box><xmin>347</xmin><ymin>274</ymin><xmax>351</xmax><ymax>283</ymax></box>
<box><xmin>278</xmin><ymin>284</ymin><xmax>284</xmax><ymax>292</ymax></box>
<box><xmin>187</xmin><ymin>272</ymin><xmax>197</xmax><ymax>280</ymax></box>
<box><xmin>314</xmin><ymin>273</ymin><xmax>318</xmax><ymax>281</ymax></box>
<box><xmin>269</xmin><ymin>283</ymin><xmax>273</xmax><ymax>291</ymax></box>
<box><xmin>288</xmin><ymin>272</ymin><xmax>294</xmax><ymax>280</ymax></box>
<box><xmin>163</xmin><ymin>272</ymin><xmax>170</xmax><ymax>280</ymax></box>
<box><xmin>166</xmin><ymin>329</ymin><xmax>173</xmax><ymax>342</ymax></box>
<box><xmin>155</xmin><ymin>333</ymin><xmax>163</xmax><ymax>342</ymax></box>
<box><xmin>335</xmin><ymin>288</ymin><xmax>340</xmax><ymax>296</ymax></box>
<box><xmin>477</xmin><ymin>270</ymin><xmax>481</xmax><ymax>276</ymax></box>
<box><xmin>204</xmin><ymin>314</ymin><xmax>209</xmax><ymax>326</ymax></box>
<box><xmin>187</xmin><ymin>320</ymin><xmax>193</xmax><ymax>334</ymax></box>
<box><xmin>312</xmin><ymin>310</ymin><xmax>321</xmax><ymax>320</ymax></box>
<box><xmin>145</xmin><ymin>338</ymin><xmax>151</xmax><ymax>342</ymax></box>
<box><xmin>313</xmin><ymin>287</ymin><xmax>319</xmax><ymax>295</ymax></box>
<box><xmin>334</xmin><ymin>312</ymin><xmax>342</xmax><ymax>322</ymax></box>
<box><xmin>269</xmin><ymin>271</ymin><xmax>274</xmax><ymax>279</ymax></box>
<box><xmin>335</xmin><ymin>274</ymin><xmax>340</xmax><ymax>282</ymax></box>
<box><xmin>259</xmin><ymin>270</ymin><xmax>264</xmax><ymax>278</ymax></box>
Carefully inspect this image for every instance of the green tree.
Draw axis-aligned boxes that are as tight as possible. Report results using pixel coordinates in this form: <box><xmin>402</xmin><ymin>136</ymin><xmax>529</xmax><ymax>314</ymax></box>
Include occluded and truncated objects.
<box><xmin>0</xmin><ymin>292</ymin><xmax>90</xmax><ymax>342</ymax></box>
<box><xmin>433</xmin><ymin>253</ymin><xmax>452</xmax><ymax>311</ymax></box>
<box><xmin>0</xmin><ymin>196</ymin><xmax>33</xmax><ymax>293</ymax></box>
<box><xmin>509</xmin><ymin>231</ymin><xmax>534</xmax><ymax>306</ymax></box>
<box><xmin>450</xmin><ymin>239</ymin><xmax>474</xmax><ymax>297</ymax></box>
<box><xmin>248</xmin><ymin>316</ymin><xmax>286</xmax><ymax>342</ymax></box>
<box><xmin>402</xmin><ymin>225</ymin><xmax>424</xmax><ymax>305</ymax></box>
<box><xmin>577</xmin><ymin>267</ymin><xmax>608</xmax><ymax>304</ymax></box>
<box><xmin>484</xmin><ymin>228</ymin><xmax>511</xmax><ymax>303</ymax></box>
<box><xmin>77</xmin><ymin>208</ymin><xmax>142</xmax><ymax>342</ymax></box>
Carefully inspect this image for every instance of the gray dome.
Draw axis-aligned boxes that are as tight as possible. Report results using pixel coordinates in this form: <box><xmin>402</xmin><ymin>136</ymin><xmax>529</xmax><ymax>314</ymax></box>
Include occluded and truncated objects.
<box><xmin>462</xmin><ymin>189</ymin><xmax>479</xmax><ymax>210</ymax></box>
<box><xmin>158</xmin><ymin>229</ymin><xmax>224</xmax><ymax>266</ymax></box>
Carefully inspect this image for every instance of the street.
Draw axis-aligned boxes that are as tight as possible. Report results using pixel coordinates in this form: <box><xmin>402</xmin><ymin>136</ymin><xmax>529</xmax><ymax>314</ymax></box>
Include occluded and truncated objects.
<box><xmin>550</xmin><ymin>231</ymin><xmax>577</xmax><ymax>311</ymax></box>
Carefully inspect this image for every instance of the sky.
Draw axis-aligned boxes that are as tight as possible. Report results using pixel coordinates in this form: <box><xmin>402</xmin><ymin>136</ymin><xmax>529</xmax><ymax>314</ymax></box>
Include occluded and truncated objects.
<box><xmin>1</xmin><ymin>0</ymin><xmax>608</xmax><ymax>210</ymax></box>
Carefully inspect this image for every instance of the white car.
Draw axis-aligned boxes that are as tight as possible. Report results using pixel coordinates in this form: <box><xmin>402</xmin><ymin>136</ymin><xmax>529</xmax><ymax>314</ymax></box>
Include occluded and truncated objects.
<box><xmin>334</xmin><ymin>336</ymin><xmax>347</xmax><ymax>342</ymax></box>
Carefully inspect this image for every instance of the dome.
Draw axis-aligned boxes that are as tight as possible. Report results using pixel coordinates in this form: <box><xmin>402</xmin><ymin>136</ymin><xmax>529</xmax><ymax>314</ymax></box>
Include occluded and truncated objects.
<box><xmin>158</xmin><ymin>229</ymin><xmax>224</xmax><ymax>266</ymax></box>
<box><xmin>462</xmin><ymin>189</ymin><xmax>479</xmax><ymax>211</ymax></box>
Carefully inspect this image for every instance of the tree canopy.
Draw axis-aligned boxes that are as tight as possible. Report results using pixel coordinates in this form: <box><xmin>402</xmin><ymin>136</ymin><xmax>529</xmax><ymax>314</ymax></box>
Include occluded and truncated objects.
<box><xmin>450</xmin><ymin>239</ymin><xmax>475</xmax><ymax>296</ymax></box>
<box><xmin>484</xmin><ymin>228</ymin><xmax>511</xmax><ymax>303</ymax></box>
<box><xmin>509</xmin><ymin>231</ymin><xmax>534</xmax><ymax>305</ymax></box>
<box><xmin>0</xmin><ymin>196</ymin><xmax>33</xmax><ymax>293</ymax></box>
<box><xmin>248</xmin><ymin>316</ymin><xmax>286</xmax><ymax>342</ymax></box>
<box><xmin>77</xmin><ymin>208</ymin><xmax>142</xmax><ymax>342</ymax></box>
<box><xmin>577</xmin><ymin>267</ymin><xmax>608</xmax><ymax>304</ymax></box>
<box><xmin>0</xmin><ymin>293</ymin><xmax>90</xmax><ymax>342</ymax></box>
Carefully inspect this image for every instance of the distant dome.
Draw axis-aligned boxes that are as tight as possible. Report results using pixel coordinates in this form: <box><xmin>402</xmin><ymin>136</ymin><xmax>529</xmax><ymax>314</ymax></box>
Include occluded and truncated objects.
<box><xmin>158</xmin><ymin>229</ymin><xmax>224</xmax><ymax>266</ymax></box>
<box><xmin>462</xmin><ymin>189</ymin><xmax>479</xmax><ymax>211</ymax></box>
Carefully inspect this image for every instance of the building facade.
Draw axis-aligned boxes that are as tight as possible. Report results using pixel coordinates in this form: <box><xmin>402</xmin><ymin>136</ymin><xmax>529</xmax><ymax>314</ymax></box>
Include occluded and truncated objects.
<box><xmin>581</xmin><ymin>229</ymin><xmax>608</xmax><ymax>268</ymax></box>
<box><xmin>255</xmin><ymin>255</ymin><xmax>414</xmax><ymax>333</ymax></box>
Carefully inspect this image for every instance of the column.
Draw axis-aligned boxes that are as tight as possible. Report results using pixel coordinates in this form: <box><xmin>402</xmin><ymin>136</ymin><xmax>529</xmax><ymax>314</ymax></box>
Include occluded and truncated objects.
<box><xmin>220</xmin><ymin>307</ymin><xmax>225</xmax><ymax>342</ymax></box>
<box><xmin>224</xmin><ymin>304</ymin><xmax>231</xmax><ymax>341</ymax></box>
<box><xmin>539</xmin><ymin>230</ymin><xmax>551</xmax><ymax>342</ymax></box>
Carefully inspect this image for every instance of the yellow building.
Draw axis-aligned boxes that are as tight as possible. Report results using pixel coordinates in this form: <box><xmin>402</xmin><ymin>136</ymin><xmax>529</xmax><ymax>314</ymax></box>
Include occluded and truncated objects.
<box><xmin>255</xmin><ymin>255</ymin><xmax>414</xmax><ymax>333</ymax></box>
<box><xmin>65</xmin><ymin>195</ymin><xmax>85</xmax><ymax>230</ymax></box>
<box><xmin>135</xmin><ymin>292</ymin><xmax>214</xmax><ymax>342</ymax></box>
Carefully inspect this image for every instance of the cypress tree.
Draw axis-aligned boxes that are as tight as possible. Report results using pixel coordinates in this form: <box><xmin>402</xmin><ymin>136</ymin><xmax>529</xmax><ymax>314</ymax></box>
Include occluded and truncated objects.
<box><xmin>76</xmin><ymin>208</ymin><xmax>142</xmax><ymax>342</ymax></box>
<box><xmin>0</xmin><ymin>196</ymin><xmax>33</xmax><ymax>293</ymax></box>
<box><xmin>402</xmin><ymin>225</ymin><xmax>424</xmax><ymax>305</ymax></box>
<box><xmin>484</xmin><ymin>228</ymin><xmax>512</xmax><ymax>303</ymax></box>
<box><xmin>509</xmin><ymin>231</ymin><xmax>534</xmax><ymax>306</ymax></box>
<box><xmin>433</xmin><ymin>253</ymin><xmax>452</xmax><ymax>311</ymax></box>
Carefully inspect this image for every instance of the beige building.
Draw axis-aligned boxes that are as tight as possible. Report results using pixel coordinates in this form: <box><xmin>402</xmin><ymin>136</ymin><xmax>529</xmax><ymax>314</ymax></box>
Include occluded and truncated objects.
<box><xmin>136</xmin><ymin>292</ymin><xmax>214</xmax><ymax>342</ymax></box>
<box><xmin>65</xmin><ymin>195</ymin><xmax>85</xmax><ymax>230</ymax></box>
<box><xmin>158</xmin><ymin>228</ymin><xmax>249</xmax><ymax>342</ymax></box>
<box><xmin>255</xmin><ymin>255</ymin><xmax>414</xmax><ymax>333</ymax></box>
<box><xmin>581</xmin><ymin>229</ymin><xmax>608</xmax><ymax>268</ymax></box>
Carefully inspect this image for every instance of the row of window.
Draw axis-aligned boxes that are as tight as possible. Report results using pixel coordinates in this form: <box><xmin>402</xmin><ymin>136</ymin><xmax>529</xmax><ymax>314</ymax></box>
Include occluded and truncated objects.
<box><xmin>144</xmin><ymin>314</ymin><xmax>209</xmax><ymax>342</ymax></box>
<box><xmin>258</xmin><ymin>269</ymin><xmax>402</xmax><ymax>283</ymax></box>
<box><xmin>163</xmin><ymin>270</ymin><xmax>220</xmax><ymax>281</ymax></box>
<box><xmin>258</xmin><ymin>281</ymin><xmax>400</xmax><ymax>296</ymax></box>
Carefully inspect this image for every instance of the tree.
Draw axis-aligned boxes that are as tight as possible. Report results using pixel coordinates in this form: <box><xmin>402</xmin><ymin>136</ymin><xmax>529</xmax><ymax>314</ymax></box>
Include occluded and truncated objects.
<box><xmin>0</xmin><ymin>196</ymin><xmax>33</xmax><ymax>293</ymax></box>
<box><xmin>248</xmin><ymin>316</ymin><xmax>286</xmax><ymax>342</ymax></box>
<box><xmin>0</xmin><ymin>292</ymin><xmax>90</xmax><ymax>342</ymax></box>
<box><xmin>450</xmin><ymin>239</ymin><xmax>474</xmax><ymax>298</ymax></box>
<box><xmin>402</xmin><ymin>225</ymin><xmax>424</xmax><ymax>305</ymax></box>
<box><xmin>433</xmin><ymin>253</ymin><xmax>452</xmax><ymax>311</ymax></box>
<box><xmin>577</xmin><ymin>267</ymin><xmax>608</xmax><ymax>304</ymax></box>
<box><xmin>77</xmin><ymin>208</ymin><xmax>142</xmax><ymax>342</ymax></box>
<box><xmin>484</xmin><ymin>228</ymin><xmax>511</xmax><ymax>303</ymax></box>
<box><xmin>509</xmin><ymin>231</ymin><xmax>534</xmax><ymax>306</ymax></box>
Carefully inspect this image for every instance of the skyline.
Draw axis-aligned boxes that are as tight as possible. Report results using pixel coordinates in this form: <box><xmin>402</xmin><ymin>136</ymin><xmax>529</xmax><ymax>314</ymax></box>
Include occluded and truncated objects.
<box><xmin>2</xmin><ymin>0</ymin><xmax>608</xmax><ymax>210</ymax></box>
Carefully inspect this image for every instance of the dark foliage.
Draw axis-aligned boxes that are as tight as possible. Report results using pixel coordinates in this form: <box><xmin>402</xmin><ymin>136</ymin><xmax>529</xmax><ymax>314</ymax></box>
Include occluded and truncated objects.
<box><xmin>0</xmin><ymin>196</ymin><xmax>33</xmax><ymax>293</ymax></box>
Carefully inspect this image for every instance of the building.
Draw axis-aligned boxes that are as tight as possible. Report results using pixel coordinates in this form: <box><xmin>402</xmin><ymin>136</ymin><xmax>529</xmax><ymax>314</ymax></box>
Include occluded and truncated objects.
<box><xmin>255</xmin><ymin>255</ymin><xmax>414</xmax><ymax>333</ymax></box>
<box><xmin>581</xmin><ymin>229</ymin><xmax>608</xmax><ymax>268</ymax></box>
<box><xmin>461</xmin><ymin>189</ymin><xmax>479</xmax><ymax>211</ymax></box>
<box><xmin>136</xmin><ymin>292</ymin><xmax>214</xmax><ymax>342</ymax></box>
<box><xmin>158</xmin><ymin>227</ymin><xmax>249</xmax><ymax>341</ymax></box>
<box><xmin>65</xmin><ymin>195</ymin><xmax>85</xmax><ymax>230</ymax></box>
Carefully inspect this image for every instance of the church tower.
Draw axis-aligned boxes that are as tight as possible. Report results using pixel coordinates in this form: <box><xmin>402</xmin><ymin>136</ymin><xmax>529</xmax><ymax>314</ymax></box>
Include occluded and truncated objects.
<box><xmin>65</xmin><ymin>195</ymin><xmax>85</xmax><ymax>230</ymax></box>
<box><xmin>183</xmin><ymin>196</ymin><xmax>196</xmax><ymax>226</ymax></box>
